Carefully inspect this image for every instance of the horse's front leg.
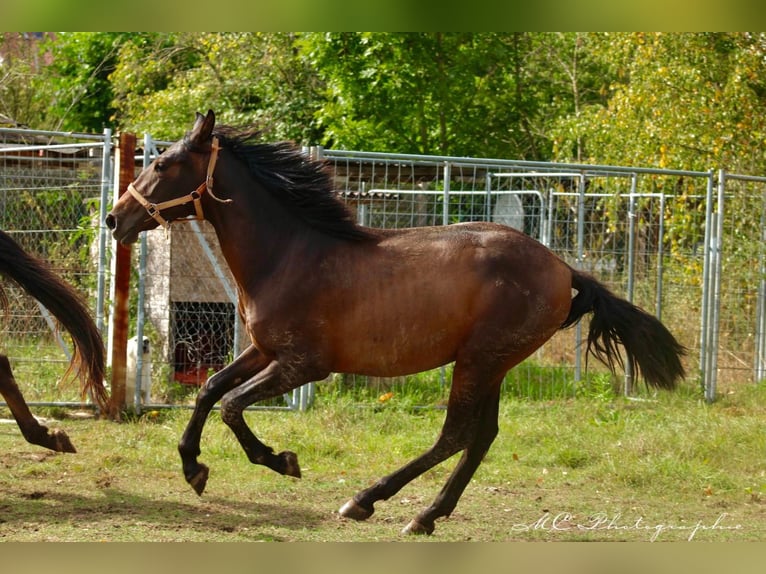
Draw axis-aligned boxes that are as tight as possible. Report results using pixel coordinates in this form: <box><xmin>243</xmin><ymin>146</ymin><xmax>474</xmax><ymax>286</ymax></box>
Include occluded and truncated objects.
<box><xmin>178</xmin><ymin>345</ymin><xmax>270</xmax><ymax>495</ymax></box>
<box><xmin>0</xmin><ymin>355</ymin><xmax>75</xmax><ymax>453</ymax></box>
<box><xmin>219</xmin><ymin>359</ymin><xmax>322</xmax><ymax>478</ymax></box>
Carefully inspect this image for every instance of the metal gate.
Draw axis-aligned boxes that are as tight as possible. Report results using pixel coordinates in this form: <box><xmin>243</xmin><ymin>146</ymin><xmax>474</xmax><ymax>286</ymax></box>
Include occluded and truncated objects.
<box><xmin>320</xmin><ymin>148</ymin><xmax>766</xmax><ymax>400</ymax></box>
<box><xmin>1</xmin><ymin>128</ymin><xmax>764</xmax><ymax>412</ymax></box>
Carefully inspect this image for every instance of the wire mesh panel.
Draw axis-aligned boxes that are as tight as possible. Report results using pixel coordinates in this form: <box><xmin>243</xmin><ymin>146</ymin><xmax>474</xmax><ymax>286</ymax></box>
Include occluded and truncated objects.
<box><xmin>716</xmin><ymin>174</ymin><xmax>766</xmax><ymax>390</ymax></box>
<box><xmin>139</xmin><ymin>220</ymin><xmax>248</xmax><ymax>404</ymax></box>
<box><xmin>0</xmin><ymin>128</ymin><xmax>109</xmax><ymax>404</ymax></box>
<box><xmin>321</xmin><ymin>149</ymin><xmax>716</xmax><ymax>401</ymax></box>
<box><xmin>2</xmin><ymin>127</ymin><xmax>761</xmax><ymax>410</ymax></box>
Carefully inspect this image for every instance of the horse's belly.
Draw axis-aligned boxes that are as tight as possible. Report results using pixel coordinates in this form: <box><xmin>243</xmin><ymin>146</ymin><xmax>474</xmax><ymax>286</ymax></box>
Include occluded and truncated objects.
<box><xmin>330</xmin><ymin>317</ymin><xmax>462</xmax><ymax>376</ymax></box>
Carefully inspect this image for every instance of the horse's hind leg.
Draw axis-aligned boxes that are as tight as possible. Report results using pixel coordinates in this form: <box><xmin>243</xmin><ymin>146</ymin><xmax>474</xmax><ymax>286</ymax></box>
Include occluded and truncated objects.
<box><xmin>402</xmin><ymin>386</ymin><xmax>501</xmax><ymax>535</ymax></box>
<box><xmin>338</xmin><ymin>363</ymin><xmax>499</xmax><ymax>531</ymax></box>
<box><xmin>0</xmin><ymin>354</ymin><xmax>76</xmax><ymax>453</ymax></box>
<box><xmin>338</xmin><ymin>420</ymin><xmax>470</xmax><ymax>525</ymax></box>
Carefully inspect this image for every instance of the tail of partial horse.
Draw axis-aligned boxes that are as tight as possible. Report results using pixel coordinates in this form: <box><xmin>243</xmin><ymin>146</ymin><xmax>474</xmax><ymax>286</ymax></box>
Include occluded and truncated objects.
<box><xmin>563</xmin><ymin>269</ymin><xmax>685</xmax><ymax>390</ymax></box>
<box><xmin>0</xmin><ymin>230</ymin><xmax>109</xmax><ymax>411</ymax></box>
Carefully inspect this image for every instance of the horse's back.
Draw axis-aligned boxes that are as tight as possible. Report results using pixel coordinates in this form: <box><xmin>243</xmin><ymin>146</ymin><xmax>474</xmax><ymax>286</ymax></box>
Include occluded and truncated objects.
<box><xmin>374</xmin><ymin>221</ymin><xmax>571</xmax><ymax>295</ymax></box>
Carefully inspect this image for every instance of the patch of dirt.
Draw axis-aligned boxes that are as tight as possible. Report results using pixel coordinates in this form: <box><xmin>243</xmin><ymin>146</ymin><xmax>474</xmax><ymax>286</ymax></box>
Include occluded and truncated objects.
<box><xmin>21</xmin><ymin>490</ymin><xmax>47</xmax><ymax>500</ymax></box>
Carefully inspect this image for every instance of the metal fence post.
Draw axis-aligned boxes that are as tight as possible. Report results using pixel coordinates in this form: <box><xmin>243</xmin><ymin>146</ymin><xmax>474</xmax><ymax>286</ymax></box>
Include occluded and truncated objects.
<box><xmin>96</xmin><ymin>128</ymin><xmax>112</xmax><ymax>336</ymax></box>
<box><xmin>442</xmin><ymin>161</ymin><xmax>451</xmax><ymax>226</ymax></box>
<box><xmin>757</xmin><ymin>244</ymin><xmax>766</xmax><ymax>382</ymax></box>
<box><xmin>624</xmin><ymin>173</ymin><xmax>637</xmax><ymax>395</ymax></box>
<box><xmin>130</xmin><ymin>134</ymin><xmax>153</xmax><ymax>414</ymax></box>
<box><xmin>705</xmin><ymin>170</ymin><xmax>726</xmax><ymax>402</ymax></box>
<box><xmin>701</xmin><ymin>170</ymin><xmax>725</xmax><ymax>403</ymax></box>
<box><xmin>655</xmin><ymin>192</ymin><xmax>666</xmax><ymax>321</ymax></box>
<box><xmin>757</xmin><ymin>194</ymin><xmax>766</xmax><ymax>382</ymax></box>
<box><xmin>699</xmin><ymin>171</ymin><xmax>714</xmax><ymax>392</ymax></box>
<box><xmin>574</xmin><ymin>173</ymin><xmax>586</xmax><ymax>383</ymax></box>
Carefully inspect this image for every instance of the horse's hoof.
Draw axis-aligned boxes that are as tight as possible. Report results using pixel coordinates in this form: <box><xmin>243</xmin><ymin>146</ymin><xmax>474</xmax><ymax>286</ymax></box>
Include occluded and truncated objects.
<box><xmin>280</xmin><ymin>451</ymin><xmax>301</xmax><ymax>478</ymax></box>
<box><xmin>50</xmin><ymin>429</ymin><xmax>76</xmax><ymax>453</ymax></box>
<box><xmin>188</xmin><ymin>463</ymin><xmax>209</xmax><ymax>495</ymax></box>
<box><xmin>402</xmin><ymin>519</ymin><xmax>434</xmax><ymax>536</ymax></box>
<box><xmin>338</xmin><ymin>499</ymin><xmax>374</xmax><ymax>521</ymax></box>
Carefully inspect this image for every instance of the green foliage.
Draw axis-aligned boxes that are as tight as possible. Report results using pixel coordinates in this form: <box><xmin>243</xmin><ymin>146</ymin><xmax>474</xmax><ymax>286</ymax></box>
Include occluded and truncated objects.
<box><xmin>552</xmin><ymin>33</ymin><xmax>766</xmax><ymax>174</ymax></box>
<box><xmin>39</xmin><ymin>32</ymin><xmax>130</xmax><ymax>132</ymax></box>
<box><xmin>8</xmin><ymin>31</ymin><xmax>766</xmax><ymax>180</ymax></box>
<box><xmin>0</xmin><ymin>34</ymin><xmax>56</xmax><ymax>127</ymax></box>
<box><xmin>5</xmin><ymin>32</ymin><xmax>765</xmax><ymax>294</ymax></box>
<box><xmin>110</xmin><ymin>32</ymin><xmax>323</xmax><ymax>143</ymax></box>
<box><xmin>301</xmin><ymin>32</ymin><xmax>601</xmax><ymax>158</ymax></box>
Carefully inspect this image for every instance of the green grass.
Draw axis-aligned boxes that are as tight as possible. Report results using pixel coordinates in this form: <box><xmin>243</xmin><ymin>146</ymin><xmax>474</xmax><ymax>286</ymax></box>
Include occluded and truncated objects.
<box><xmin>2</xmin><ymin>339</ymin><xmax>82</xmax><ymax>403</ymax></box>
<box><xmin>320</xmin><ymin>362</ymin><xmax>632</xmax><ymax>407</ymax></box>
<box><xmin>1</xmin><ymin>380</ymin><xmax>764</xmax><ymax>541</ymax></box>
<box><xmin>0</xmin><ymin>336</ymin><xmax>698</xmax><ymax>408</ymax></box>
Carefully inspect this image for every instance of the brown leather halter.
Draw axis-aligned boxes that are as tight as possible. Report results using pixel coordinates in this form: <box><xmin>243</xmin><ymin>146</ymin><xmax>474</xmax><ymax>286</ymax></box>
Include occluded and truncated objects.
<box><xmin>127</xmin><ymin>137</ymin><xmax>230</xmax><ymax>230</ymax></box>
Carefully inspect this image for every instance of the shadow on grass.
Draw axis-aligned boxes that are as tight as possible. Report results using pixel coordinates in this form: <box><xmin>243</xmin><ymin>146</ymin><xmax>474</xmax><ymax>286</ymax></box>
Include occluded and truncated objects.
<box><xmin>0</xmin><ymin>482</ymin><xmax>326</xmax><ymax>540</ymax></box>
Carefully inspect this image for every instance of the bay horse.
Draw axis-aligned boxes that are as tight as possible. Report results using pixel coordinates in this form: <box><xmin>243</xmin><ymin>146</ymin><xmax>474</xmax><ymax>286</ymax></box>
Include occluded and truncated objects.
<box><xmin>0</xmin><ymin>229</ymin><xmax>108</xmax><ymax>452</ymax></box>
<box><xmin>106</xmin><ymin>110</ymin><xmax>685</xmax><ymax>535</ymax></box>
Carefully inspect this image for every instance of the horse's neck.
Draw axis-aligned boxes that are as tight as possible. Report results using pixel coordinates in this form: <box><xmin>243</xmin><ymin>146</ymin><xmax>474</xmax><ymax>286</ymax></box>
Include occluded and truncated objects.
<box><xmin>204</xmin><ymin>187</ymin><xmax>318</xmax><ymax>292</ymax></box>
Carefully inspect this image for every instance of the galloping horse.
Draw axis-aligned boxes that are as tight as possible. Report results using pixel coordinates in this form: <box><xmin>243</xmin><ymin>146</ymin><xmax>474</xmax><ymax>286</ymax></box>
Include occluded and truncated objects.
<box><xmin>0</xmin><ymin>230</ymin><xmax>108</xmax><ymax>452</ymax></box>
<box><xmin>106</xmin><ymin>110</ymin><xmax>685</xmax><ymax>535</ymax></box>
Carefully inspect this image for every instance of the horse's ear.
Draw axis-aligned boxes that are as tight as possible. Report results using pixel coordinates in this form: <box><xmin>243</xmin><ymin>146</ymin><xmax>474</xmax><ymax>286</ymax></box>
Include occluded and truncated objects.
<box><xmin>190</xmin><ymin>109</ymin><xmax>215</xmax><ymax>144</ymax></box>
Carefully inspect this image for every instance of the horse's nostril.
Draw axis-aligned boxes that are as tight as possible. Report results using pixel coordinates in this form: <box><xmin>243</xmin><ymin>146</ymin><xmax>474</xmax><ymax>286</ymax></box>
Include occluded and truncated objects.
<box><xmin>105</xmin><ymin>214</ymin><xmax>116</xmax><ymax>230</ymax></box>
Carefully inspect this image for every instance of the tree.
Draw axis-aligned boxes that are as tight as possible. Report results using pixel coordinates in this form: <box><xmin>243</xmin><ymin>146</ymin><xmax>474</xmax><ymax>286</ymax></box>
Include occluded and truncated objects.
<box><xmin>299</xmin><ymin>33</ymin><xmax>609</xmax><ymax>160</ymax></box>
<box><xmin>110</xmin><ymin>33</ymin><xmax>324</xmax><ymax>144</ymax></box>
<box><xmin>530</xmin><ymin>33</ymin><xmax>611</xmax><ymax>162</ymax></box>
<box><xmin>549</xmin><ymin>32</ymin><xmax>766</xmax><ymax>269</ymax></box>
<box><xmin>29</xmin><ymin>32</ymin><xmax>607</xmax><ymax>159</ymax></box>
<box><xmin>0</xmin><ymin>33</ymin><xmax>56</xmax><ymax>128</ymax></box>
<box><xmin>304</xmin><ymin>33</ymin><xmax>535</xmax><ymax>157</ymax></box>
<box><xmin>9</xmin><ymin>32</ymin><xmax>766</xmax><ymax>174</ymax></box>
<box><xmin>551</xmin><ymin>33</ymin><xmax>766</xmax><ymax>174</ymax></box>
<box><xmin>41</xmin><ymin>32</ymin><xmax>131</xmax><ymax>133</ymax></box>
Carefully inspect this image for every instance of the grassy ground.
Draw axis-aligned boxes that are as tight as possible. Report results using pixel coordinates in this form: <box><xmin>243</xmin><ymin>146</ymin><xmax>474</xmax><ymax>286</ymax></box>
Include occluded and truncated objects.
<box><xmin>0</xmin><ymin>381</ymin><xmax>764</xmax><ymax>542</ymax></box>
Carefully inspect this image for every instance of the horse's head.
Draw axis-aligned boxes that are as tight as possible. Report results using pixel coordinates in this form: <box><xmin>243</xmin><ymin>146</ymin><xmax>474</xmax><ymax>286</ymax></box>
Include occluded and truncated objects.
<box><xmin>106</xmin><ymin>109</ymin><xmax>220</xmax><ymax>245</ymax></box>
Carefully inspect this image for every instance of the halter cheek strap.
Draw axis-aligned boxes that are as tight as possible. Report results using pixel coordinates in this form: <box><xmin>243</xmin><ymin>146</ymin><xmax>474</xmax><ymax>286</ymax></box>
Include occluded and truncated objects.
<box><xmin>128</xmin><ymin>137</ymin><xmax>229</xmax><ymax>230</ymax></box>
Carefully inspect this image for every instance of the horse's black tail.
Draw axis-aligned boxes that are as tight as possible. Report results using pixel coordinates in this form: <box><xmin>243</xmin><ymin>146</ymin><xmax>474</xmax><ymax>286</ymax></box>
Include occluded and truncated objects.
<box><xmin>0</xmin><ymin>230</ymin><xmax>109</xmax><ymax>410</ymax></box>
<box><xmin>562</xmin><ymin>269</ymin><xmax>685</xmax><ymax>390</ymax></box>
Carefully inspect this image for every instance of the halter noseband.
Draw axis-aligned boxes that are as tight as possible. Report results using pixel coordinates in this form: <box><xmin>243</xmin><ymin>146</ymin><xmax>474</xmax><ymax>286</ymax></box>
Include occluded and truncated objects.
<box><xmin>127</xmin><ymin>137</ymin><xmax>229</xmax><ymax>230</ymax></box>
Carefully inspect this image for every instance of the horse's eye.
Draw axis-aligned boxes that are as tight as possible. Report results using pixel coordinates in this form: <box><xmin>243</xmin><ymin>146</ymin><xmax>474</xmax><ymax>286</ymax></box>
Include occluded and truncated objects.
<box><xmin>154</xmin><ymin>162</ymin><xmax>167</xmax><ymax>173</ymax></box>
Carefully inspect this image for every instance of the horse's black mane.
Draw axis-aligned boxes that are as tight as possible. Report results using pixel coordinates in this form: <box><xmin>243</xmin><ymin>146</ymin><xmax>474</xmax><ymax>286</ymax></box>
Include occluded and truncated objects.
<box><xmin>196</xmin><ymin>126</ymin><xmax>374</xmax><ymax>242</ymax></box>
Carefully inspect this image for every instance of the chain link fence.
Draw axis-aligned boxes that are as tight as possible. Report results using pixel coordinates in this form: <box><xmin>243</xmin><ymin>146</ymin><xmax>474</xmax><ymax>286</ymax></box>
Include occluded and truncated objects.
<box><xmin>0</xmin><ymin>127</ymin><xmax>111</xmax><ymax>405</ymax></box>
<box><xmin>1</xmin><ymin>128</ymin><xmax>764</xmax><ymax>412</ymax></box>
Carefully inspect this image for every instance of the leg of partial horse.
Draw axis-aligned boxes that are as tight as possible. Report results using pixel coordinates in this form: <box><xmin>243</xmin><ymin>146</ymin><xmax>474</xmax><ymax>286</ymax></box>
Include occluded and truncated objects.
<box><xmin>0</xmin><ymin>354</ymin><xmax>76</xmax><ymax>453</ymax></box>
<box><xmin>178</xmin><ymin>345</ymin><xmax>270</xmax><ymax>495</ymax></box>
<box><xmin>402</xmin><ymin>388</ymin><xmax>501</xmax><ymax>535</ymax></box>
<box><xmin>219</xmin><ymin>359</ymin><xmax>316</xmax><ymax>478</ymax></box>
